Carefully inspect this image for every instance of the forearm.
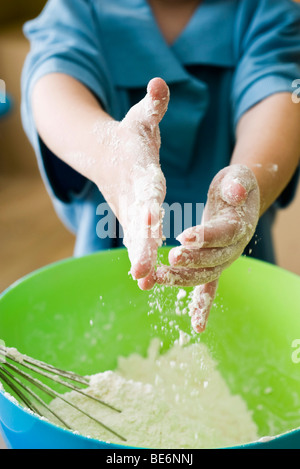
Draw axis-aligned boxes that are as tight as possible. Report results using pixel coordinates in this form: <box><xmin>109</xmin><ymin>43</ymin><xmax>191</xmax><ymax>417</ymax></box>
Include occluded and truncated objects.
<box><xmin>31</xmin><ymin>73</ymin><xmax>114</xmax><ymax>186</ymax></box>
<box><xmin>231</xmin><ymin>93</ymin><xmax>300</xmax><ymax>216</ymax></box>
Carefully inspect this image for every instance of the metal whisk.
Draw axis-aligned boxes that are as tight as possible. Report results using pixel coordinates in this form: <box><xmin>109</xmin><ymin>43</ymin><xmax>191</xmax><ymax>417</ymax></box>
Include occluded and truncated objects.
<box><xmin>0</xmin><ymin>343</ymin><xmax>126</xmax><ymax>443</ymax></box>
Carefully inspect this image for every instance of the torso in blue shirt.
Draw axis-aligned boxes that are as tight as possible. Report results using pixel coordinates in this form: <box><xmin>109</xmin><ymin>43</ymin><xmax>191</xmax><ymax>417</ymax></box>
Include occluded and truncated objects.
<box><xmin>21</xmin><ymin>0</ymin><xmax>300</xmax><ymax>262</ymax></box>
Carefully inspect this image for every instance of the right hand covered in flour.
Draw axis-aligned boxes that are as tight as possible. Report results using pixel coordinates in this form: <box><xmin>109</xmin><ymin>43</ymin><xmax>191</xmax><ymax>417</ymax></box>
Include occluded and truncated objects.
<box><xmin>94</xmin><ymin>78</ymin><xmax>170</xmax><ymax>282</ymax></box>
<box><xmin>147</xmin><ymin>165</ymin><xmax>260</xmax><ymax>333</ymax></box>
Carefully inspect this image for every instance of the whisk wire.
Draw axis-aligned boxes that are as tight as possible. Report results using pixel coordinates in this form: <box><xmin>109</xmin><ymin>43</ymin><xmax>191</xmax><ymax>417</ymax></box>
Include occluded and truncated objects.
<box><xmin>0</xmin><ymin>344</ymin><xmax>126</xmax><ymax>442</ymax></box>
<box><xmin>0</xmin><ymin>366</ymin><xmax>71</xmax><ymax>429</ymax></box>
<box><xmin>0</xmin><ymin>368</ymin><xmax>41</xmax><ymax>416</ymax></box>
<box><xmin>0</xmin><ymin>344</ymin><xmax>88</xmax><ymax>385</ymax></box>
<box><xmin>0</xmin><ymin>346</ymin><xmax>121</xmax><ymax>413</ymax></box>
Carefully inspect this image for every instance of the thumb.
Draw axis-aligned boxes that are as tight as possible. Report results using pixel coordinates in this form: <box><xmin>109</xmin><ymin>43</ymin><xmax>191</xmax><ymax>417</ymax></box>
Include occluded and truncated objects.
<box><xmin>221</xmin><ymin>165</ymin><xmax>257</xmax><ymax>207</ymax></box>
<box><xmin>124</xmin><ymin>77</ymin><xmax>170</xmax><ymax>129</ymax></box>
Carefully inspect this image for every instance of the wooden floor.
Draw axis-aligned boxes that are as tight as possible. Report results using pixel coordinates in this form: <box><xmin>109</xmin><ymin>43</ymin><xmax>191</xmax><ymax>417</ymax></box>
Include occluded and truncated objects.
<box><xmin>0</xmin><ymin>174</ymin><xmax>299</xmax><ymax>294</ymax></box>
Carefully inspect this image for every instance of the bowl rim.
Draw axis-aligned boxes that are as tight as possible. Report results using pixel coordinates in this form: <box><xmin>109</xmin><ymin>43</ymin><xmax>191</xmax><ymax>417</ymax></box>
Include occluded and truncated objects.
<box><xmin>1</xmin><ymin>250</ymin><xmax>300</xmax><ymax>449</ymax></box>
<box><xmin>1</xmin><ymin>248</ymin><xmax>300</xmax><ymax>299</ymax></box>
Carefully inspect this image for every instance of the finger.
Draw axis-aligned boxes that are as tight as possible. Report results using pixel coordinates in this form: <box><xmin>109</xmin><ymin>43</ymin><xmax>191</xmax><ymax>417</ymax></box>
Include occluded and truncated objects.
<box><xmin>146</xmin><ymin>77</ymin><xmax>170</xmax><ymax>125</ymax></box>
<box><xmin>155</xmin><ymin>263</ymin><xmax>226</xmax><ymax>287</ymax></box>
<box><xmin>189</xmin><ymin>280</ymin><xmax>219</xmax><ymax>334</ymax></box>
<box><xmin>127</xmin><ymin>202</ymin><xmax>164</xmax><ymax>280</ymax></box>
<box><xmin>177</xmin><ymin>216</ymin><xmax>246</xmax><ymax>249</ymax></box>
<box><xmin>125</xmin><ymin>218</ymin><xmax>158</xmax><ymax>281</ymax></box>
<box><xmin>128</xmin><ymin>237</ymin><xmax>159</xmax><ymax>280</ymax></box>
<box><xmin>124</xmin><ymin>77</ymin><xmax>170</xmax><ymax>129</ymax></box>
<box><xmin>138</xmin><ymin>269</ymin><xmax>157</xmax><ymax>291</ymax></box>
<box><xmin>169</xmin><ymin>241</ymin><xmax>244</xmax><ymax>268</ymax></box>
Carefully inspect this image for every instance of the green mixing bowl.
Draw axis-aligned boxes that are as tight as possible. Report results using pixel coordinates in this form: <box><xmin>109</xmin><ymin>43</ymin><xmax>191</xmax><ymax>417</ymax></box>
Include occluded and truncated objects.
<box><xmin>0</xmin><ymin>248</ymin><xmax>300</xmax><ymax>449</ymax></box>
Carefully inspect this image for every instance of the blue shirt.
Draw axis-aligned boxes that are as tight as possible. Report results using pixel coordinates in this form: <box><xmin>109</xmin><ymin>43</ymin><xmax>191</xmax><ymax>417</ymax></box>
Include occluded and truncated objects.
<box><xmin>21</xmin><ymin>0</ymin><xmax>300</xmax><ymax>262</ymax></box>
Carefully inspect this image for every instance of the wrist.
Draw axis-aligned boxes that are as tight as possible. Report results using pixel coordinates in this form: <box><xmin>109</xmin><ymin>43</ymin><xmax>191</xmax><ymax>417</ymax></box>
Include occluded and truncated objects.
<box><xmin>76</xmin><ymin>116</ymin><xmax>119</xmax><ymax>189</ymax></box>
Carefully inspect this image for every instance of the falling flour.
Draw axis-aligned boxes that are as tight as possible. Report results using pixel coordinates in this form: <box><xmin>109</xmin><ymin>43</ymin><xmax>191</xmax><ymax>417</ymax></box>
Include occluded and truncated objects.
<box><xmin>48</xmin><ymin>339</ymin><xmax>258</xmax><ymax>449</ymax></box>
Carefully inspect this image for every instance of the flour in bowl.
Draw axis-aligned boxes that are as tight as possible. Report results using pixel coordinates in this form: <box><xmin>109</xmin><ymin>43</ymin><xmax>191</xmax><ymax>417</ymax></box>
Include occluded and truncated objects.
<box><xmin>48</xmin><ymin>339</ymin><xmax>258</xmax><ymax>449</ymax></box>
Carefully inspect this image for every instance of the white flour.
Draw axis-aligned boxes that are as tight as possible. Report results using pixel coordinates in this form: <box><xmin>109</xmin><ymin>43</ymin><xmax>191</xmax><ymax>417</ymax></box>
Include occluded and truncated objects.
<box><xmin>48</xmin><ymin>339</ymin><xmax>258</xmax><ymax>449</ymax></box>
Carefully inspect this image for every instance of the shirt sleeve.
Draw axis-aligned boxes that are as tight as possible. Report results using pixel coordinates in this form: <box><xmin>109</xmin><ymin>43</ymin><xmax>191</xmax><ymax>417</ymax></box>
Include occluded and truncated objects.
<box><xmin>232</xmin><ymin>0</ymin><xmax>300</xmax><ymax>208</ymax></box>
<box><xmin>232</xmin><ymin>0</ymin><xmax>300</xmax><ymax>126</ymax></box>
<box><xmin>21</xmin><ymin>0</ymin><xmax>113</xmax><ymax>203</ymax></box>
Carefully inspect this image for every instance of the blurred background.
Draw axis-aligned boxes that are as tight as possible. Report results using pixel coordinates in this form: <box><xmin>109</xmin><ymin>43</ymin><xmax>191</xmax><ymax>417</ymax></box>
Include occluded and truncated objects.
<box><xmin>0</xmin><ymin>1</ymin><xmax>74</xmax><ymax>295</ymax></box>
<box><xmin>0</xmin><ymin>0</ymin><xmax>299</xmax><ymax>452</ymax></box>
<box><xmin>0</xmin><ymin>0</ymin><xmax>299</xmax><ymax>295</ymax></box>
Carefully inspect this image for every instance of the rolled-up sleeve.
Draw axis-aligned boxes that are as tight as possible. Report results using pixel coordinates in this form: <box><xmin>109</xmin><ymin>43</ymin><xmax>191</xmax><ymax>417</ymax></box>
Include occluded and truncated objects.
<box><xmin>232</xmin><ymin>0</ymin><xmax>300</xmax><ymax>207</ymax></box>
<box><xmin>21</xmin><ymin>0</ymin><xmax>112</xmax><ymax>203</ymax></box>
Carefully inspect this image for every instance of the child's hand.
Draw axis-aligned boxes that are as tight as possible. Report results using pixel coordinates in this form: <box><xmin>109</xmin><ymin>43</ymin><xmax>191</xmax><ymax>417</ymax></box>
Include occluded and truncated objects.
<box><xmin>141</xmin><ymin>165</ymin><xmax>260</xmax><ymax>332</ymax></box>
<box><xmin>95</xmin><ymin>78</ymin><xmax>170</xmax><ymax>281</ymax></box>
